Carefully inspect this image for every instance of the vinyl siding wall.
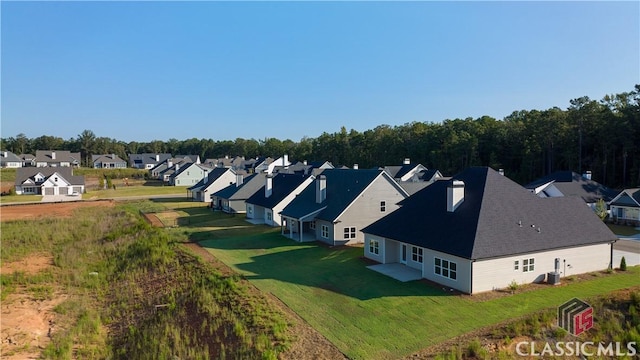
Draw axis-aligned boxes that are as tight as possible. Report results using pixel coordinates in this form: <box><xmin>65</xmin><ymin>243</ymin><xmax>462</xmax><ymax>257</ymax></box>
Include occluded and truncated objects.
<box><xmin>320</xmin><ymin>176</ymin><xmax>406</xmax><ymax>245</ymax></box>
<box><xmin>471</xmin><ymin>243</ymin><xmax>612</xmax><ymax>293</ymax></box>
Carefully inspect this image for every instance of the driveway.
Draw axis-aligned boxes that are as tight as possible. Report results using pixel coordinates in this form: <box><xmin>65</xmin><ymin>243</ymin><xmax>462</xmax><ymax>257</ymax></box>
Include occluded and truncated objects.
<box><xmin>41</xmin><ymin>194</ymin><xmax>82</xmax><ymax>203</ymax></box>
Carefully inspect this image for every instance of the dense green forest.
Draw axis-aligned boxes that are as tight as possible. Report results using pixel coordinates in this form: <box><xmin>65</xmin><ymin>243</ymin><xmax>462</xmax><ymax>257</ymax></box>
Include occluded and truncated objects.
<box><xmin>3</xmin><ymin>85</ymin><xmax>639</xmax><ymax>188</ymax></box>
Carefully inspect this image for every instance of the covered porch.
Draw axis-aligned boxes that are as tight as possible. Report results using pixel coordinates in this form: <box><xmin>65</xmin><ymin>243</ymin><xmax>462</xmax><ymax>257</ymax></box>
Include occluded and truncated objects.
<box><xmin>281</xmin><ymin>215</ymin><xmax>317</xmax><ymax>242</ymax></box>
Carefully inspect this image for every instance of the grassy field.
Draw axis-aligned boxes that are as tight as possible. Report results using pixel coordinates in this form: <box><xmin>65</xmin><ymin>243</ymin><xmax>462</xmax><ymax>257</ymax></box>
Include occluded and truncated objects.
<box><xmin>198</xmin><ymin>229</ymin><xmax>640</xmax><ymax>359</ymax></box>
<box><xmin>0</xmin><ymin>194</ymin><xmax>43</xmax><ymax>203</ymax></box>
<box><xmin>0</xmin><ymin>168</ymin><xmax>17</xmax><ymax>182</ymax></box>
<box><xmin>1</xmin><ymin>201</ymin><xmax>289</xmax><ymax>359</ymax></box>
<box><xmin>85</xmin><ymin>184</ymin><xmax>188</xmax><ymax>199</ymax></box>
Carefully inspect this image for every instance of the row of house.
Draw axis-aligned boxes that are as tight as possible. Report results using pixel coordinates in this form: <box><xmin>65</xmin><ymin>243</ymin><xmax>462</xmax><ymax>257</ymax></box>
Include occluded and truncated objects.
<box><xmin>194</xmin><ymin>164</ymin><xmax>628</xmax><ymax>295</ymax></box>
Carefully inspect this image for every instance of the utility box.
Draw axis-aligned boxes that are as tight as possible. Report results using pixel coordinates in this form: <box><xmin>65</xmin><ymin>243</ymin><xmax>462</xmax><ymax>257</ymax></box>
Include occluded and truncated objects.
<box><xmin>547</xmin><ymin>272</ymin><xmax>561</xmax><ymax>285</ymax></box>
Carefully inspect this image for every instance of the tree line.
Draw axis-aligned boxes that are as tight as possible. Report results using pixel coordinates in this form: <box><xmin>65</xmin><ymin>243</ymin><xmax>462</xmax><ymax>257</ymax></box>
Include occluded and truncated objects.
<box><xmin>2</xmin><ymin>85</ymin><xmax>639</xmax><ymax>188</ymax></box>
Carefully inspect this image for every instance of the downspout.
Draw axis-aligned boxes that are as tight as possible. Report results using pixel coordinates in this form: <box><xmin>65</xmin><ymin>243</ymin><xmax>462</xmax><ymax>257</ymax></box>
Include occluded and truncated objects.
<box><xmin>470</xmin><ymin>260</ymin><xmax>474</xmax><ymax>295</ymax></box>
<box><xmin>609</xmin><ymin>241</ymin><xmax>614</xmax><ymax>270</ymax></box>
<box><xmin>299</xmin><ymin>220</ymin><xmax>303</xmax><ymax>242</ymax></box>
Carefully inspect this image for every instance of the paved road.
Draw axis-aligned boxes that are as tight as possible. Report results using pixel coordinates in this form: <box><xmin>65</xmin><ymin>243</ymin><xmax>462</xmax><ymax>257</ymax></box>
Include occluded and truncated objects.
<box><xmin>0</xmin><ymin>193</ymin><xmax>189</xmax><ymax>206</ymax></box>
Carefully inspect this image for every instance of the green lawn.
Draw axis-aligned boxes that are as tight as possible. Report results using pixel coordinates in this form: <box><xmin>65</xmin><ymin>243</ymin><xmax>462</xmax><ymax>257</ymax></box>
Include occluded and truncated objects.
<box><xmin>607</xmin><ymin>223</ymin><xmax>640</xmax><ymax>236</ymax></box>
<box><xmin>85</xmin><ymin>185</ymin><xmax>188</xmax><ymax>198</ymax></box>
<box><xmin>0</xmin><ymin>194</ymin><xmax>43</xmax><ymax>203</ymax></box>
<box><xmin>199</xmin><ymin>231</ymin><xmax>640</xmax><ymax>359</ymax></box>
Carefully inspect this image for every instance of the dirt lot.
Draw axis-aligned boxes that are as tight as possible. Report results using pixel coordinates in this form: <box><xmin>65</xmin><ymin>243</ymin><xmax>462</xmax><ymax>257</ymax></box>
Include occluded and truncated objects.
<box><xmin>0</xmin><ymin>200</ymin><xmax>114</xmax><ymax>222</ymax></box>
<box><xmin>1</xmin><ymin>254</ymin><xmax>65</xmax><ymax>360</ymax></box>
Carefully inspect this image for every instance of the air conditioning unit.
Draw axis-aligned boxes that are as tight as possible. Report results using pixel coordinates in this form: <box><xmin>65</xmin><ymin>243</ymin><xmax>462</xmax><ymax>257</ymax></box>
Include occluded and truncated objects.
<box><xmin>547</xmin><ymin>272</ymin><xmax>561</xmax><ymax>285</ymax></box>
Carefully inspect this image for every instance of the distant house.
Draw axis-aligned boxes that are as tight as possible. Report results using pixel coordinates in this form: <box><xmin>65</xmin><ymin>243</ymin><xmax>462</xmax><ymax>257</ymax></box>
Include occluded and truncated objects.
<box><xmin>609</xmin><ymin>189</ymin><xmax>640</xmax><ymax>226</ymax></box>
<box><xmin>212</xmin><ymin>173</ymin><xmax>267</xmax><ymax>214</ymax></box>
<box><xmin>256</xmin><ymin>155</ymin><xmax>291</xmax><ymax>174</ymax></box>
<box><xmin>15</xmin><ymin>167</ymin><xmax>85</xmax><ymax>195</ymax></box>
<box><xmin>1</xmin><ymin>150</ymin><xmax>23</xmax><ymax>168</ymax></box>
<box><xmin>245</xmin><ymin>173</ymin><xmax>314</xmax><ymax>227</ymax></box>
<box><xmin>18</xmin><ymin>154</ymin><xmax>36</xmax><ymax>167</ymax></box>
<box><xmin>273</xmin><ymin>160</ymin><xmax>334</xmax><ymax>176</ymax></box>
<box><xmin>362</xmin><ymin>167</ymin><xmax>616</xmax><ymax>294</ymax></box>
<box><xmin>34</xmin><ymin>150</ymin><xmax>81</xmax><ymax>167</ymax></box>
<box><xmin>129</xmin><ymin>153</ymin><xmax>172</xmax><ymax>169</ymax></box>
<box><xmin>169</xmin><ymin>162</ymin><xmax>214</xmax><ymax>186</ymax></box>
<box><xmin>92</xmin><ymin>154</ymin><xmax>127</xmax><ymax>169</ymax></box>
<box><xmin>382</xmin><ymin>159</ymin><xmax>443</xmax><ymax>195</ymax></box>
<box><xmin>383</xmin><ymin>159</ymin><xmax>429</xmax><ymax>182</ymax></box>
<box><xmin>188</xmin><ymin>167</ymin><xmax>237</xmax><ymax>202</ymax></box>
<box><xmin>280</xmin><ymin>169</ymin><xmax>408</xmax><ymax>245</ymax></box>
<box><xmin>524</xmin><ymin>171</ymin><xmax>617</xmax><ymax>208</ymax></box>
<box><xmin>150</xmin><ymin>156</ymin><xmax>199</xmax><ymax>181</ymax></box>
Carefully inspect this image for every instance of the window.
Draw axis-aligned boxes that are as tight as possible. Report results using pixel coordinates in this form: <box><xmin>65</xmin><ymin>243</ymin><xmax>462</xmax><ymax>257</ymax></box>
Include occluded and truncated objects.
<box><xmin>266</xmin><ymin>212</ymin><xmax>272</xmax><ymax>221</ymax></box>
<box><xmin>523</xmin><ymin>258</ymin><xmax>535</xmax><ymax>272</ymax></box>
<box><xmin>434</xmin><ymin>257</ymin><xmax>457</xmax><ymax>280</ymax></box>
<box><xmin>412</xmin><ymin>247</ymin><xmax>423</xmax><ymax>263</ymax></box>
<box><xmin>380</xmin><ymin>201</ymin><xmax>386</xmax><ymax>212</ymax></box>
<box><xmin>321</xmin><ymin>225</ymin><xmax>329</xmax><ymax>239</ymax></box>
<box><xmin>309</xmin><ymin>221</ymin><xmax>316</xmax><ymax>230</ymax></box>
<box><xmin>369</xmin><ymin>239</ymin><xmax>379</xmax><ymax>255</ymax></box>
<box><xmin>247</xmin><ymin>206</ymin><xmax>253</xmax><ymax>215</ymax></box>
<box><xmin>514</xmin><ymin>260</ymin><xmax>519</xmax><ymax>271</ymax></box>
<box><xmin>343</xmin><ymin>227</ymin><xmax>356</xmax><ymax>240</ymax></box>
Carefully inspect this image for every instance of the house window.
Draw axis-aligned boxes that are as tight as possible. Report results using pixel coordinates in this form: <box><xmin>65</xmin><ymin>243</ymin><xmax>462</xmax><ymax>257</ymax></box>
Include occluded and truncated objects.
<box><xmin>343</xmin><ymin>227</ymin><xmax>356</xmax><ymax>240</ymax></box>
<box><xmin>380</xmin><ymin>201</ymin><xmax>386</xmax><ymax>212</ymax></box>
<box><xmin>248</xmin><ymin>206</ymin><xmax>253</xmax><ymax>215</ymax></box>
<box><xmin>266</xmin><ymin>212</ymin><xmax>272</xmax><ymax>221</ymax></box>
<box><xmin>412</xmin><ymin>247</ymin><xmax>423</xmax><ymax>263</ymax></box>
<box><xmin>309</xmin><ymin>221</ymin><xmax>316</xmax><ymax>230</ymax></box>
<box><xmin>321</xmin><ymin>225</ymin><xmax>329</xmax><ymax>239</ymax></box>
<box><xmin>434</xmin><ymin>257</ymin><xmax>457</xmax><ymax>280</ymax></box>
<box><xmin>369</xmin><ymin>239</ymin><xmax>380</xmax><ymax>255</ymax></box>
<box><xmin>514</xmin><ymin>260</ymin><xmax>519</xmax><ymax>271</ymax></box>
<box><xmin>523</xmin><ymin>258</ymin><xmax>535</xmax><ymax>272</ymax></box>
<box><xmin>617</xmin><ymin>207</ymin><xmax>625</xmax><ymax>219</ymax></box>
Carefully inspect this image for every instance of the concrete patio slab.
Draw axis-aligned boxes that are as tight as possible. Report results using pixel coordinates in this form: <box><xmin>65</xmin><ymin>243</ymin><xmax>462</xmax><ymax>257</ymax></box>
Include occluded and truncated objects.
<box><xmin>367</xmin><ymin>263</ymin><xmax>422</xmax><ymax>282</ymax></box>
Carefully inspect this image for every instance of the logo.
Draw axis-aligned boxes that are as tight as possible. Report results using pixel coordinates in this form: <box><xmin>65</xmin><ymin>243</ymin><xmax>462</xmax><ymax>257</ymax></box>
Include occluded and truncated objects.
<box><xmin>558</xmin><ymin>298</ymin><xmax>593</xmax><ymax>336</ymax></box>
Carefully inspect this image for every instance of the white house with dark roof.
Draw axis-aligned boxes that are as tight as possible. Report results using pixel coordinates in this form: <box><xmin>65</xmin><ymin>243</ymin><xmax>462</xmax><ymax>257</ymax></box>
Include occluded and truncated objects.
<box><xmin>92</xmin><ymin>154</ymin><xmax>127</xmax><ymax>169</ymax></box>
<box><xmin>129</xmin><ymin>153</ymin><xmax>172</xmax><ymax>169</ymax></box>
<box><xmin>15</xmin><ymin>167</ymin><xmax>85</xmax><ymax>195</ymax></box>
<box><xmin>363</xmin><ymin>167</ymin><xmax>617</xmax><ymax>294</ymax></box>
<box><xmin>34</xmin><ymin>150</ymin><xmax>81</xmax><ymax>167</ymax></box>
<box><xmin>245</xmin><ymin>173</ymin><xmax>314</xmax><ymax>227</ymax></box>
<box><xmin>188</xmin><ymin>167</ymin><xmax>237</xmax><ymax>202</ymax></box>
<box><xmin>280</xmin><ymin>169</ymin><xmax>408</xmax><ymax>245</ymax></box>
<box><xmin>212</xmin><ymin>173</ymin><xmax>267</xmax><ymax>214</ymax></box>
<box><xmin>1</xmin><ymin>150</ymin><xmax>23</xmax><ymax>168</ymax></box>
<box><xmin>609</xmin><ymin>189</ymin><xmax>640</xmax><ymax>226</ymax></box>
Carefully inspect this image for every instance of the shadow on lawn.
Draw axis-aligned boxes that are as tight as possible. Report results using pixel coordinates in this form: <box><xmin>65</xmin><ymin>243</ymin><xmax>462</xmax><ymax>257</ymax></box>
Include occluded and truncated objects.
<box><xmin>199</xmin><ymin>234</ymin><xmax>452</xmax><ymax>300</ymax></box>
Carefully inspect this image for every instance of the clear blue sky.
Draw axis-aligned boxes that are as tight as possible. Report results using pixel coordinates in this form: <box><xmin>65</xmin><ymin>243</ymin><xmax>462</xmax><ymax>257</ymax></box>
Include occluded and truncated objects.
<box><xmin>1</xmin><ymin>1</ymin><xmax>638</xmax><ymax>143</ymax></box>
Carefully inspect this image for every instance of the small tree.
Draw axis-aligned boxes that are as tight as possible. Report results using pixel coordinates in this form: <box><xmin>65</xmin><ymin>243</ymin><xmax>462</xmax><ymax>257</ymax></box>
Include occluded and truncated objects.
<box><xmin>594</xmin><ymin>199</ymin><xmax>608</xmax><ymax>221</ymax></box>
<box><xmin>621</xmin><ymin>256</ymin><xmax>627</xmax><ymax>271</ymax></box>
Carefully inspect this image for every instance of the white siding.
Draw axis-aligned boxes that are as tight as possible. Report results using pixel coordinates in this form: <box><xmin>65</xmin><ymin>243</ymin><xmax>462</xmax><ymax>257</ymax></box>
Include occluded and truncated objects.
<box><xmin>422</xmin><ymin>249</ymin><xmax>472</xmax><ymax>294</ymax></box>
<box><xmin>364</xmin><ymin>234</ymin><xmax>385</xmax><ymax>263</ymax></box>
<box><xmin>471</xmin><ymin>243</ymin><xmax>611</xmax><ymax>293</ymax></box>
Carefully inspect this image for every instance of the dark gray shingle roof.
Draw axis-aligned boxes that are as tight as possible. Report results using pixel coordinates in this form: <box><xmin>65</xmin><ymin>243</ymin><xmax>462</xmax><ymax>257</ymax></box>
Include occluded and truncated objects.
<box><xmin>364</xmin><ymin>167</ymin><xmax>616</xmax><ymax>260</ymax></box>
<box><xmin>246</xmin><ymin>173</ymin><xmax>311</xmax><ymax>209</ymax></box>
<box><xmin>524</xmin><ymin>171</ymin><xmax>617</xmax><ymax>203</ymax></box>
<box><xmin>213</xmin><ymin>173</ymin><xmax>264</xmax><ymax>200</ymax></box>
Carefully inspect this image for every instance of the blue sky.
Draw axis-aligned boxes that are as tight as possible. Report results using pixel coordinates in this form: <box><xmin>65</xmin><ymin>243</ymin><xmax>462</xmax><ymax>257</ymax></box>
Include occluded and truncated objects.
<box><xmin>1</xmin><ymin>1</ymin><xmax>638</xmax><ymax>143</ymax></box>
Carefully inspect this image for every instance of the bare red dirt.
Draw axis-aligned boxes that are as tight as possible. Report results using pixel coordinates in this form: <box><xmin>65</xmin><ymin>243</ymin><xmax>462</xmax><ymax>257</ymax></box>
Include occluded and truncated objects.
<box><xmin>0</xmin><ymin>200</ymin><xmax>114</xmax><ymax>222</ymax></box>
<box><xmin>0</xmin><ymin>254</ymin><xmax>64</xmax><ymax>360</ymax></box>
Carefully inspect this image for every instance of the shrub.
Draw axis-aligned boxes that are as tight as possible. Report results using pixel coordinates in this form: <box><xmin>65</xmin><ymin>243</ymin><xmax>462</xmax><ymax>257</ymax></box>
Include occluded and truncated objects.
<box><xmin>620</xmin><ymin>256</ymin><xmax>627</xmax><ymax>271</ymax></box>
<box><xmin>508</xmin><ymin>280</ymin><xmax>518</xmax><ymax>292</ymax></box>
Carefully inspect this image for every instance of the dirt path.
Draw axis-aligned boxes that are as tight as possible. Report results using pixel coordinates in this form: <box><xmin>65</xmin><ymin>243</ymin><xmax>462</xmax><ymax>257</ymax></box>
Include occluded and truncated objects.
<box><xmin>181</xmin><ymin>242</ymin><xmax>346</xmax><ymax>360</ymax></box>
<box><xmin>0</xmin><ymin>200</ymin><xmax>114</xmax><ymax>222</ymax></box>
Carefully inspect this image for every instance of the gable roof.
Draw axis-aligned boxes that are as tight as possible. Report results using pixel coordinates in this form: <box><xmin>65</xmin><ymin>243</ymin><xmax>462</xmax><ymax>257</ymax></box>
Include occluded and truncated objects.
<box><xmin>92</xmin><ymin>154</ymin><xmax>126</xmax><ymax>163</ymax></box>
<box><xmin>609</xmin><ymin>188</ymin><xmax>640</xmax><ymax>208</ymax></box>
<box><xmin>170</xmin><ymin>163</ymin><xmax>213</xmax><ymax>179</ymax></box>
<box><xmin>129</xmin><ymin>153</ymin><xmax>172</xmax><ymax>166</ymax></box>
<box><xmin>363</xmin><ymin>167</ymin><xmax>616</xmax><ymax>260</ymax></box>
<box><xmin>188</xmin><ymin>167</ymin><xmax>234</xmax><ymax>190</ymax></box>
<box><xmin>524</xmin><ymin>171</ymin><xmax>617</xmax><ymax>203</ymax></box>
<box><xmin>246</xmin><ymin>173</ymin><xmax>312</xmax><ymax>209</ymax></box>
<box><xmin>34</xmin><ymin>150</ymin><xmax>81</xmax><ymax>164</ymax></box>
<box><xmin>16</xmin><ymin>167</ymin><xmax>85</xmax><ymax>186</ymax></box>
<box><xmin>280</xmin><ymin>169</ymin><xmax>406</xmax><ymax>222</ymax></box>
<box><xmin>1</xmin><ymin>150</ymin><xmax>22</xmax><ymax>163</ymax></box>
<box><xmin>213</xmin><ymin>173</ymin><xmax>265</xmax><ymax>201</ymax></box>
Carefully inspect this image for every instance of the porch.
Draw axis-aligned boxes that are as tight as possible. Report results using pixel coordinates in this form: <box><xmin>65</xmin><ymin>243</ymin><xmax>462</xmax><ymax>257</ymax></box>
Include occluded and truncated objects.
<box><xmin>367</xmin><ymin>263</ymin><xmax>422</xmax><ymax>282</ymax></box>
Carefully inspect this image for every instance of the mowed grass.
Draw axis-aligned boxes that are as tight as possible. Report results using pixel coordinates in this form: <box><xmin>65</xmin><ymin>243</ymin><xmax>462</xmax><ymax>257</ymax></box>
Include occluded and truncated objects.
<box><xmin>85</xmin><ymin>185</ymin><xmax>188</xmax><ymax>199</ymax></box>
<box><xmin>199</xmin><ymin>230</ymin><xmax>640</xmax><ymax>359</ymax></box>
<box><xmin>608</xmin><ymin>223</ymin><xmax>640</xmax><ymax>236</ymax></box>
<box><xmin>0</xmin><ymin>194</ymin><xmax>43</xmax><ymax>203</ymax></box>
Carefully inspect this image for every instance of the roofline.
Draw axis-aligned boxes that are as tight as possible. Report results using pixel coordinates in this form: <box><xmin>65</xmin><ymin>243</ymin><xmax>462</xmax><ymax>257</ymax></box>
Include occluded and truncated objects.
<box><xmin>470</xmin><ymin>239</ymin><xmax>617</xmax><ymax>261</ymax></box>
<box><xmin>280</xmin><ymin>206</ymin><xmax>327</xmax><ymax>221</ymax></box>
<box><xmin>330</xmin><ymin>171</ymin><xmax>409</xmax><ymax>222</ymax></box>
<box><xmin>608</xmin><ymin>189</ymin><xmax>640</xmax><ymax>207</ymax></box>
